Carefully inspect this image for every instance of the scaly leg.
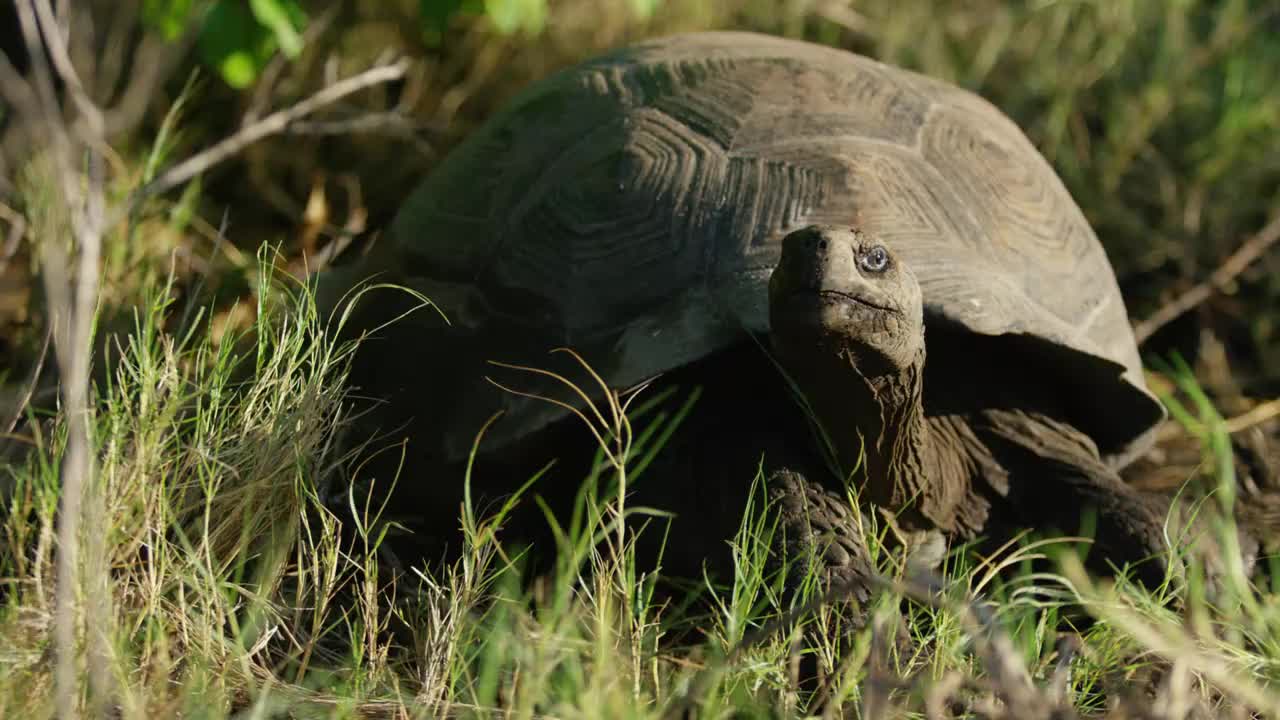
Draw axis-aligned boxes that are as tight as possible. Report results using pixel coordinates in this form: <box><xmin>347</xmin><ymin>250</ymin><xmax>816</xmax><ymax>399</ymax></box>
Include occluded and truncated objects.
<box><xmin>977</xmin><ymin>410</ymin><xmax>1175</xmax><ymax>588</ymax></box>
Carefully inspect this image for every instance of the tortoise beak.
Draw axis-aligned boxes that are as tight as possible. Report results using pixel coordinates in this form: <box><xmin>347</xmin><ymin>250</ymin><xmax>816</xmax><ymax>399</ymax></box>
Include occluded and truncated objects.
<box><xmin>770</xmin><ymin>225</ymin><xmax>895</xmax><ymax>310</ymax></box>
<box><xmin>772</xmin><ymin>225</ymin><xmax>860</xmax><ymax>296</ymax></box>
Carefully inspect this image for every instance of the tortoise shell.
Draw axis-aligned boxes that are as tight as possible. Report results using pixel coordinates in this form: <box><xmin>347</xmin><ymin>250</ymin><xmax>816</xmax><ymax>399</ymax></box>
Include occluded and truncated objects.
<box><xmin>342</xmin><ymin>31</ymin><xmax>1164</xmax><ymax>468</ymax></box>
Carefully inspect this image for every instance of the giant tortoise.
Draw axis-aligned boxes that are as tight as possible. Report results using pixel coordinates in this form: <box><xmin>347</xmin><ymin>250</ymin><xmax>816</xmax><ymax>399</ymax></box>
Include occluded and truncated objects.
<box><xmin>324</xmin><ymin>31</ymin><xmax>1175</xmax><ymax>589</ymax></box>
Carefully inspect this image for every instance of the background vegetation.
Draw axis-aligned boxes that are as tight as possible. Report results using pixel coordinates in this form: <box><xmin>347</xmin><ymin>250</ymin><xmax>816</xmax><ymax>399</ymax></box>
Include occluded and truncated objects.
<box><xmin>1</xmin><ymin>0</ymin><xmax>1278</xmax><ymax>717</ymax></box>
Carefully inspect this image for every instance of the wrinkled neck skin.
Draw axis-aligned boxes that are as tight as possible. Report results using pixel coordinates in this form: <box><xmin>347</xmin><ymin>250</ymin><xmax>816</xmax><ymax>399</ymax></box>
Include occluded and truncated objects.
<box><xmin>780</xmin><ymin>339</ymin><xmax>948</xmax><ymax>531</ymax></box>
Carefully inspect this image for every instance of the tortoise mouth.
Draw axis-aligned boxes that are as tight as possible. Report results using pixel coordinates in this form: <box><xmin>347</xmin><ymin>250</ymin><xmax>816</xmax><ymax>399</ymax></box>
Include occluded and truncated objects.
<box><xmin>775</xmin><ymin>288</ymin><xmax>901</xmax><ymax>316</ymax></box>
<box><xmin>816</xmin><ymin>289</ymin><xmax>900</xmax><ymax>315</ymax></box>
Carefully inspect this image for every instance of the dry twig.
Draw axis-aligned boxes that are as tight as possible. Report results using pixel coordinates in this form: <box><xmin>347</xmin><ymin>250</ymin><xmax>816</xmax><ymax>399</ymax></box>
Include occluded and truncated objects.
<box><xmin>1222</xmin><ymin>398</ymin><xmax>1280</xmax><ymax>434</ymax></box>
<box><xmin>4</xmin><ymin>1</ymin><xmax>112</xmax><ymax>716</ymax></box>
<box><xmin>2</xmin><ymin>324</ymin><xmax>51</xmax><ymax>437</ymax></box>
<box><xmin>1135</xmin><ymin>212</ymin><xmax>1280</xmax><ymax>343</ymax></box>
<box><xmin>0</xmin><ymin>199</ymin><xmax>25</xmax><ymax>274</ymax></box>
<box><xmin>136</xmin><ymin>59</ymin><xmax>412</xmax><ymax>201</ymax></box>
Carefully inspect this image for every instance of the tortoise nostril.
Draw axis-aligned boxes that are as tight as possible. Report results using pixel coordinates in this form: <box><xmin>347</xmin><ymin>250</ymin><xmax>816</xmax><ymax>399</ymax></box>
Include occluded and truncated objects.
<box><xmin>818</xmin><ymin>239</ymin><xmax>828</xmax><ymax>250</ymax></box>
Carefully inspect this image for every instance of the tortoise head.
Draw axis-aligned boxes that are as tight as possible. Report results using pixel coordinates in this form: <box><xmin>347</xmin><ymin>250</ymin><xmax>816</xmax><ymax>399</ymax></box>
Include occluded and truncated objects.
<box><xmin>768</xmin><ymin>225</ymin><xmax>924</xmax><ymax>376</ymax></box>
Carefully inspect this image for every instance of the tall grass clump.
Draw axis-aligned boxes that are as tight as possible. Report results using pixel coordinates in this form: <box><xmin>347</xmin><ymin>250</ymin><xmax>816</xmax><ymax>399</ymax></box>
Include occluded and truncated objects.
<box><xmin>0</xmin><ymin>249</ymin><xmax>419</xmax><ymax>716</ymax></box>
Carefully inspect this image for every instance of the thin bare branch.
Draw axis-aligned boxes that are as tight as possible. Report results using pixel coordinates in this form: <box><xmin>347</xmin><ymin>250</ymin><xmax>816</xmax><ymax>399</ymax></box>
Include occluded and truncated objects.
<box><xmin>100</xmin><ymin>30</ymin><xmax>196</xmax><ymax>137</ymax></box>
<box><xmin>8</xmin><ymin>1</ymin><xmax>115</xmax><ymax>715</ymax></box>
<box><xmin>244</xmin><ymin>3</ymin><xmax>342</xmax><ymax>125</ymax></box>
<box><xmin>1135</xmin><ymin>212</ymin><xmax>1280</xmax><ymax>343</ymax></box>
<box><xmin>136</xmin><ymin>59</ymin><xmax>412</xmax><ymax>200</ymax></box>
<box><xmin>1223</xmin><ymin>397</ymin><xmax>1280</xmax><ymax>434</ymax></box>
<box><xmin>14</xmin><ymin>0</ymin><xmax>62</xmax><ymax>131</ymax></box>
<box><xmin>282</xmin><ymin>112</ymin><xmax>436</xmax><ymax>158</ymax></box>
<box><xmin>282</xmin><ymin>111</ymin><xmax>417</xmax><ymax>136</ymax></box>
<box><xmin>2</xmin><ymin>323</ymin><xmax>51</xmax><ymax>437</ymax></box>
<box><xmin>0</xmin><ymin>200</ymin><xmax>26</xmax><ymax>275</ymax></box>
<box><xmin>33</xmin><ymin>0</ymin><xmax>103</xmax><ymax>137</ymax></box>
<box><xmin>0</xmin><ymin>45</ymin><xmax>43</xmax><ymax>124</ymax></box>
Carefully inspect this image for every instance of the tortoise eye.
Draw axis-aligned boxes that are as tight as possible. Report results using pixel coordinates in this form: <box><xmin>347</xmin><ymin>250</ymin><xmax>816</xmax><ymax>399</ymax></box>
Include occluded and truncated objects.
<box><xmin>859</xmin><ymin>245</ymin><xmax>890</xmax><ymax>274</ymax></box>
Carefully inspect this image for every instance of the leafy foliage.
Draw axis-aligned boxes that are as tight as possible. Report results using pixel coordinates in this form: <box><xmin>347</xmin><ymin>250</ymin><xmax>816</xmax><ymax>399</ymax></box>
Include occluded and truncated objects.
<box><xmin>140</xmin><ymin>0</ymin><xmax>309</xmax><ymax>88</ymax></box>
<box><xmin>197</xmin><ymin>0</ymin><xmax>307</xmax><ymax>88</ymax></box>
<box><xmin>144</xmin><ymin>0</ymin><xmax>601</xmax><ymax>86</ymax></box>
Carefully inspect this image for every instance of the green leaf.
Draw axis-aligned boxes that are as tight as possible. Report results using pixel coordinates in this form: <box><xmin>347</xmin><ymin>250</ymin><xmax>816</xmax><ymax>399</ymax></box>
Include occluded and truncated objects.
<box><xmin>484</xmin><ymin>0</ymin><xmax>546</xmax><ymax>35</ymax></box>
<box><xmin>141</xmin><ymin>0</ymin><xmax>198</xmax><ymax>41</ymax></box>
<box><xmin>418</xmin><ymin>0</ymin><xmax>487</xmax><ymax>45</ymax></box>
<box><xmin>196</xmin><ymin>0</ymin><xmax>306</xmax><ymax>87</ymax></box>
<box><xmin>628</xmin><ymin>0</ymin><xmax>663</xmax><ymax>20</ymax></box>
<box><xmin>248</xmin><ymin>0</ymin><xmax>307</xmax><ymax>58</ymax></box>
<box><xmin>420</xmin><ymin>0</ymin><xmax>467</xmax><ymax>46</ymax></box>
<box><xmin>420</xmin><ymin>0</ymin><xmax>470</xmax><ymax>33</ymax></box>
<box><xmin>198</xmin><ymin>0</ymin><xmax>273</xmax><ymax>88</ymax></box>
<box><xmin>218</xmin><ymin>51</ymin><xmax>261</xmax><ymax>88</ymax></box>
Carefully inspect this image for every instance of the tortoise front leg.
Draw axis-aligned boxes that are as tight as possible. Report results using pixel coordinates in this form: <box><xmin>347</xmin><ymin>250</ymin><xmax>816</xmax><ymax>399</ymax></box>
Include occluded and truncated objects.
<box><xmin>766</xmin><ymin>468</ymin><xmax>880</xmax><ymax>612</ymax></box>
<box><xmin>1030</xmin><ymin>462</ymin><xmax>1173</xmax><ymax>588</ymax></box>
<box><xmin>764</xmin><ymin>467</ymin><xmax>928</xmax><ymax>681</ymax></box>
<box><xmin>977</xmin><ymin>410</ymin><xmax>1175</xmax><ymax>588</ymax></box>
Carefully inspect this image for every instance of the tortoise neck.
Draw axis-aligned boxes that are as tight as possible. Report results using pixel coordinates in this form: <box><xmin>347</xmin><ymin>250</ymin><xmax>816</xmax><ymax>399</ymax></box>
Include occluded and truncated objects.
<box><xmin>840</xmin><ymin>346</ymin><xmax>934</xmax><ymax>524</ymax></box>
<box><xmin>781</xmin><ymin>341</ymin><xmax>942</xmax><ymax>529</ymax></box>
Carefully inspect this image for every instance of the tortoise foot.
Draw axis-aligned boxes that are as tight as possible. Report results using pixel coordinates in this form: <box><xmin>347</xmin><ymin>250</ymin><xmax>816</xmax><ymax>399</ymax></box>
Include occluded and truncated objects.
<box><xmin>767</xmin><ymin>468</ymin><xmax>879</xmax><ymax>614</ymax></box>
